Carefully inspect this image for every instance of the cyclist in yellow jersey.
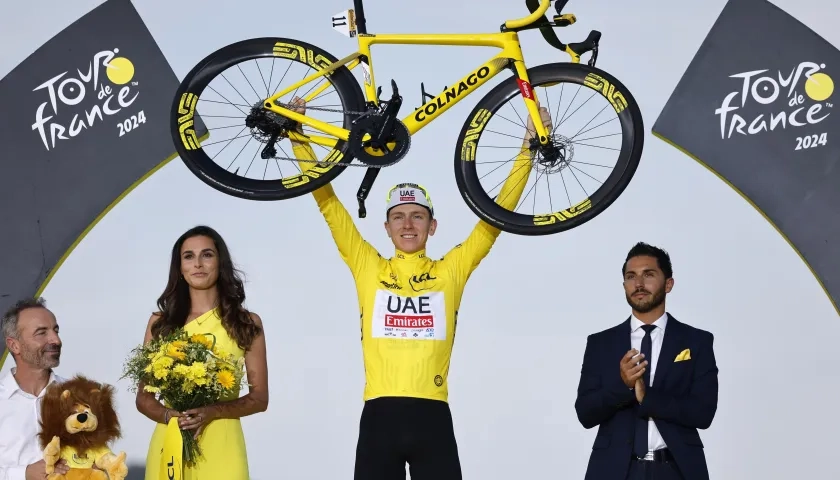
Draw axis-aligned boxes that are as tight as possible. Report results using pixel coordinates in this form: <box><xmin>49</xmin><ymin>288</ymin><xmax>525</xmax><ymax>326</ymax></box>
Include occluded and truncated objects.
<box><xmin>289</xmin><ymin>97</ymin><xmax>551</xmax><ymax>480</ymax></box>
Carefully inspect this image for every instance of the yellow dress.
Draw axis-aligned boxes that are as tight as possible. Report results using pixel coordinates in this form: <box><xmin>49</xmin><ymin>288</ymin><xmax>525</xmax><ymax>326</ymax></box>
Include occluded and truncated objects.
<box><xmin>144</xmin><ymin>308</ymin><xmax>250</xmax><ymax>480</ymax></box>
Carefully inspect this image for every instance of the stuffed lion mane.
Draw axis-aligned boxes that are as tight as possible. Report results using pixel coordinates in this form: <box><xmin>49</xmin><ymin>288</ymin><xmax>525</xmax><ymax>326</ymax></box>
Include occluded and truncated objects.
<box><xmin>38</xmin><ymin>375</ymin><xmax>128</xmax><ymax>480</ymax></box>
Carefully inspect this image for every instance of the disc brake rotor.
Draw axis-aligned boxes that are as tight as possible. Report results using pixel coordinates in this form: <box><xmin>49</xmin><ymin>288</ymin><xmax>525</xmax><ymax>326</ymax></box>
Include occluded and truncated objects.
<box><xmin>532</xmin><ymin>134</ymin><xmax>573</xmax><ymax>175</ymax></box>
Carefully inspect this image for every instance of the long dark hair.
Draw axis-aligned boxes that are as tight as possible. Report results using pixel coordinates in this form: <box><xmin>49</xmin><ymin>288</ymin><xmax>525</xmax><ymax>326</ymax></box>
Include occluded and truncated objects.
<box><xmin>150</xmin><ymin>225</ymin><xmax>262</xmax><ymax>351</ymax></box>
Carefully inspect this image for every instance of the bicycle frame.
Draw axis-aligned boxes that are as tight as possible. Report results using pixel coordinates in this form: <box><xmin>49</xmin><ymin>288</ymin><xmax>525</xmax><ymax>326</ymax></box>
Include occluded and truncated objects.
<box><xmin>263</xmin><ymin>0</ymin><xmax>565</xmax><ymax>149</ymax></box>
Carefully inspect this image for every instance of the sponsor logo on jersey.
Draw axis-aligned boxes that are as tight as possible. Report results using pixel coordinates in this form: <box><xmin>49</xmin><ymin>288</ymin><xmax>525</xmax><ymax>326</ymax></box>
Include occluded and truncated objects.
<box><xmin>371</xmin><ymin>290</ymin><xmax>446</xmax><ymax>340</ymax></box>
<box><xmin>409</xmin><ymin>271</ymin><xmax>438</xmax><ymax>292</ymax></box>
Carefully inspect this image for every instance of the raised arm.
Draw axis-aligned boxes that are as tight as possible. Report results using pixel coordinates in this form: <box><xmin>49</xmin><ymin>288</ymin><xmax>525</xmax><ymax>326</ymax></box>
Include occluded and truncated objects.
<box><xmin>288</xmin><ymin>98</ymin><xmax>379</xmax><ymax>276</ymax></box>
<box><xmin>441</xmin><ymin>106</ymin><xmax>552</xmax><ymax>283</ymax></box>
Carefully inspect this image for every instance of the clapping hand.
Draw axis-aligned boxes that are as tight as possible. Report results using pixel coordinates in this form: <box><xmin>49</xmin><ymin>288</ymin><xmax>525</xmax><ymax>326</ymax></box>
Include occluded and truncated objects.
<box><xmin>620</xmin><ymin>348</ymin><xmax>646</xmax><ymax>388</ymax></box>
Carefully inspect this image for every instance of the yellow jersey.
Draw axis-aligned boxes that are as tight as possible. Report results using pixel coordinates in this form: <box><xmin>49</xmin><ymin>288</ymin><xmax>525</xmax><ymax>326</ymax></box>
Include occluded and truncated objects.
<box><xmin>293</xmin><ymin>143</ymin><xmax>529</xmax><ymax>403</ymax></box>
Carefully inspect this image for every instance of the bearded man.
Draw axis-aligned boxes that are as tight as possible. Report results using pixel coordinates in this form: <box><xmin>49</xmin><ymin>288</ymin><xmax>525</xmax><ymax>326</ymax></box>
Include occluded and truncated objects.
<box><xmin>0</xmin><ymin>297</ymin><xmax>70</xmax><ymax>480</ymax></box>
<box><xmin>574</xmin><ymin>242</ymin><xmax>719</xmax><ymax>480</ymax></box>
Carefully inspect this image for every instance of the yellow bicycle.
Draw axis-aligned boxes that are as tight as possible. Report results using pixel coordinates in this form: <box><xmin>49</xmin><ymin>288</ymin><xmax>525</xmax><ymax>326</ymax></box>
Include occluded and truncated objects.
<box><xmin>171</xmin><ymin>0</ymin><xmax>644</xmax><ymax>235</ymax></box>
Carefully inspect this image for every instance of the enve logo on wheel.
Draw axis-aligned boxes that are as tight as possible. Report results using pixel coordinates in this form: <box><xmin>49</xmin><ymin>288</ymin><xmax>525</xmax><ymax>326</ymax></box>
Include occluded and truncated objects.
<box><xmin>30</xmin><ymin>47</ymin><xmax>145</xmax><ymax>152</ymax></box>
<box><xmin>714</xmin><ymin>60</ymin><xmax>834</xmax><ymax>149</ymax></box>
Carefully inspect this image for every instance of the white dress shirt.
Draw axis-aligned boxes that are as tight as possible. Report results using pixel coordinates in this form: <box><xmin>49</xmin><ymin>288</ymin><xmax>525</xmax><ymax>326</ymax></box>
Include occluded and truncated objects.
<box><xmin>630</xmin><ymin>312</ymin><xmax>668</xmax><ymax>452</ymax></box>
<box><xmin>0</xmin><ymin>367</ymin><xmax>65</xmax><ymax>480</ymax></box>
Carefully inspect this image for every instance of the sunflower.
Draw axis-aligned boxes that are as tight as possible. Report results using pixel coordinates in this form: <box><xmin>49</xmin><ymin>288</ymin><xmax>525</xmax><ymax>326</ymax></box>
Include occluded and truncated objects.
<box><xmin>190</xmin><ymin>334</ymin><xmax>214</xmax><ymax>349</ymax></box>
<box><xmin>216</xmin><ymin>370</ymin><xmax>235</xmax><ymax>390</ymax></box>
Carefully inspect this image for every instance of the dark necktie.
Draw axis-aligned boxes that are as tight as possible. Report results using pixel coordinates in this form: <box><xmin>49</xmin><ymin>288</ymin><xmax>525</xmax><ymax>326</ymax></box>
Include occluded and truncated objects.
<box><xmin>633</xmin><ymin>324</ymin><xmax>656</xmax><ymax>457</ymax></box>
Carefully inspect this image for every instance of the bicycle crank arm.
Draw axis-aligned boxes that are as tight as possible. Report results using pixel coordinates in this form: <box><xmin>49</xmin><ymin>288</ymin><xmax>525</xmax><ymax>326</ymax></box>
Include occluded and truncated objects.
<box><xmin>356</xmin><ymin>167</ymin><xmax>381</xmax><ymax>218</ymax></box>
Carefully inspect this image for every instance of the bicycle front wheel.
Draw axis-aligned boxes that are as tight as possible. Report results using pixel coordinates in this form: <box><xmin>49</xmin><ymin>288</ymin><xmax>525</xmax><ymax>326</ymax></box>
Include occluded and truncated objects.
<box><xmin>454</xmin><ymin>62</ymin><xmax>644</xmax><ymax>236</ymax></box>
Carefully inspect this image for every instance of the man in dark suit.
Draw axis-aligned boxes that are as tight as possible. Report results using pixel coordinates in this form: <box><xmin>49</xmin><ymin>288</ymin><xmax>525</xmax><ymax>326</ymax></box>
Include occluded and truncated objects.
<box><xmin>575</xmin><ymin>242</ymin><xmax>718</xmax><ymax>480</ymax></box>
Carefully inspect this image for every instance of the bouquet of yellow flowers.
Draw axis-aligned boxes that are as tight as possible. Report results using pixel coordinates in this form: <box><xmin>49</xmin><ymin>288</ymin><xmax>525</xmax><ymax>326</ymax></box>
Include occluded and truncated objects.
<box><xmin>121</xmin><ymin>328</ymin><xmax>246</xmax><ymax>465</ymax></box>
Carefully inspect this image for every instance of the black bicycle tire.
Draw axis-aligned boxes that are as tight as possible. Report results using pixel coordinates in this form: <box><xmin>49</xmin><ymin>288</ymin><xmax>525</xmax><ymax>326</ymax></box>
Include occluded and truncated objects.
<box><xmin>170</xmin><ymin>37</ymin><xmax>366</xmax><ymax>201</ymax></box>
<box><xmin>453</xmin><ymin>62</ymin><xmax>644</xmax><ymax>236</ymax></box>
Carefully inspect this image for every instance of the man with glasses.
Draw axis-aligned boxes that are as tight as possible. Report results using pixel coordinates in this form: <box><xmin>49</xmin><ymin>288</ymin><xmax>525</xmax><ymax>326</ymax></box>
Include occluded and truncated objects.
<box><xmin>289</xmin><ymin>97</ymin><xmax>551</xmax><ymax>480</ymax></box>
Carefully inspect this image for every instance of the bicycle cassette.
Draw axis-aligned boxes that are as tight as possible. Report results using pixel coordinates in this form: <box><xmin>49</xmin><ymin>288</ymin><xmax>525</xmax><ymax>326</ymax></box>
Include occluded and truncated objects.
<box><xmin>348</xmin><ymin>116</ymin><xmax>411</xmax><ymax>168</ymax></box>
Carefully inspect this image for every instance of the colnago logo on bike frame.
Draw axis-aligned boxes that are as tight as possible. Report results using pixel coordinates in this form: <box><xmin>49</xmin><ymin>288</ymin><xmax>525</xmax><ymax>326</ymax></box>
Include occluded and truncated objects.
<box><xmin>413</xmin><ymin>66</ymin><xmax>491</xmax><ymax>123</ymax></box>
<box><xmin>30</xmin><ymin>48</ymin><xmax>144</xmax><ymax>152</ymax></box>
<box><xmin>714</xmin><ymin>61</ymin><xmax>834</xmax><ymax>148</ymax></box>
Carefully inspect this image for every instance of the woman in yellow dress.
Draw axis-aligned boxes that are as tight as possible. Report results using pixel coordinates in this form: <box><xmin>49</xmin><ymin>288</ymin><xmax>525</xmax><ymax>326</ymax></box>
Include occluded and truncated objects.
<box><xmin>135</xmin><ymin>225</ymin><xmax>268</xmax><ymax>480</ymax></box>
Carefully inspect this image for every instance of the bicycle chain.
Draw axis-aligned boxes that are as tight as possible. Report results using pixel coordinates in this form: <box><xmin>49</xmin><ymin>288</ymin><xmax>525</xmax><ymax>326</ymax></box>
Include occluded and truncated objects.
<box><xmin>274</xmin><ymin>101</ymin><xmax>374</xmax><ymax>117</ymax></box>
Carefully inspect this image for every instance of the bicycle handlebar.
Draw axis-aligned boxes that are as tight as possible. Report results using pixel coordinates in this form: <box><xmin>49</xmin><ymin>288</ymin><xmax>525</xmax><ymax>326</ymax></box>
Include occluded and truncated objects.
<box><xmin>502</xmin><ymin>0</ymin><xmax>598</xmax><ymax>66</ymax></box>
<box><xmin>504</xmin><ymin>0</ymin><xmax>552</xmax><ymax>29</ymax></box>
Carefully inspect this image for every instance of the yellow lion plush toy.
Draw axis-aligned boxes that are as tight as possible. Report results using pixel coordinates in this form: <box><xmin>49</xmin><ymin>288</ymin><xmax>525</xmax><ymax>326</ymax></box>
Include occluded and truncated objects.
<box><xmin>38</xmin><ymin>375</ymin><xmax>128</xmax><ymax>480</ymax></box>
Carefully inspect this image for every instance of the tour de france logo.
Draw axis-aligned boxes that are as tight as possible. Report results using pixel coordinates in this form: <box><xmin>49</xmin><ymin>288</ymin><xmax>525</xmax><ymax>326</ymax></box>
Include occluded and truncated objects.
<box><xmin>804</xmin><ymin>70</ymin><xmax>834</xmax><ymax>101</ymax></box>
<box><xmin>31</xmin><ymin>47</ymin><xmax>145</xmax><ymax>152</ymax></box>
<box><xmin>714</xmin><ymin>61</ymin><xmax>834</xmax><ymax>151</ymax></box>
<box><xmin>105</xmin><ymin>54</ymin><xmax>135</xmax><ymax>85</ymax></box>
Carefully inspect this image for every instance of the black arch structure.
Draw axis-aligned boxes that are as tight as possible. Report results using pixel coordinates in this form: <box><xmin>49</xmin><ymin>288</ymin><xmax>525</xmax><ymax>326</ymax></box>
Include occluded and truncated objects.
<box><xmin>652</xmin><ymin>0</ymin><xmax>840</xmax><ymax>316</ymax></box>
<box><xmin>0</xmin><ymin>0</ymin><xmax>208</xmax><ymax>368</ymax></box>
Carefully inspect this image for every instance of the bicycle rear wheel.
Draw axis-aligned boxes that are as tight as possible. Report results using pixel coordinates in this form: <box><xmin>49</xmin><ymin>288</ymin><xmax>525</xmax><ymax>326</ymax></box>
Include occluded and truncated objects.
<box><xmin>454</xmin><ymin>62</ymin><xmax>644</xmax><ymax>235</ymax></box>
<box><xmin>170</xmin><ymin>37</ymin><xmax>366</xmax><ymax>201</ymax></box>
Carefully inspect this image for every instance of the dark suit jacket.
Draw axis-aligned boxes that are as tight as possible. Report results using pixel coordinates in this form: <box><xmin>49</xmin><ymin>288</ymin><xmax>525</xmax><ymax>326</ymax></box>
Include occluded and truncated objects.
<box><xmin>574</xmin><ymin>313</ymin><xmax>718</xmax><ymax>480</ymax></box>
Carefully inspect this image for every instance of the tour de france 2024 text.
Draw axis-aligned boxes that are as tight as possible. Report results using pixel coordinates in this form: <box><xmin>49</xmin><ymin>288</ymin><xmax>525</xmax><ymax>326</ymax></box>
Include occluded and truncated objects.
<box><xmin>795</xmin><ymin>132</ymin><xmax>827</xmax><ymax>150</ymax></box>
<box><xmin>117</xmin><ymin>110</ymin><xmax>147</xmax><ymax>137</ymax></box>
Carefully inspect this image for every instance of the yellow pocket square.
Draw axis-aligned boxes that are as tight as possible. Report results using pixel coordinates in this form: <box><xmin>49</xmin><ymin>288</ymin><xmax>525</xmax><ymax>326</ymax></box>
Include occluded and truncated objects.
<box><xmin>674</xmin><ymin>349</ymin><xmax>691</xmax><ymax>362</ymax></box>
